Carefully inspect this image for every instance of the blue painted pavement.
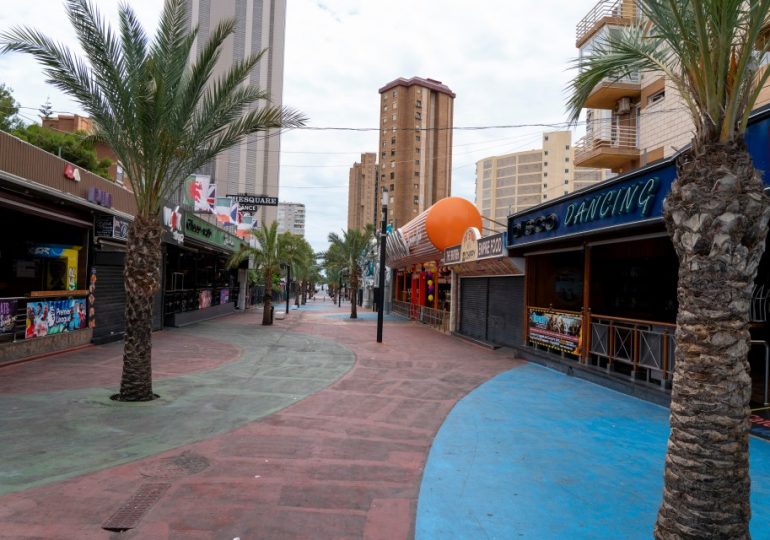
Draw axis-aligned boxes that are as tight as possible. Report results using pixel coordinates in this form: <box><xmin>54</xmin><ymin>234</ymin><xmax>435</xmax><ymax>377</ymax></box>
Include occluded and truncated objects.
<box><xmin>416</xmin><ymin>363</ymin><xmax>770</xmax><ymax>539</ymax></box>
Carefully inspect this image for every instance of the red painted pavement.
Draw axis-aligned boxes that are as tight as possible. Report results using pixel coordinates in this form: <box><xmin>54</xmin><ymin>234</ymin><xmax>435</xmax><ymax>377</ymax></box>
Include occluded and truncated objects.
<box><xmin>0</xmin><ymin>305</ymin><xmax>521</xmax><ymax>539</ymax></box>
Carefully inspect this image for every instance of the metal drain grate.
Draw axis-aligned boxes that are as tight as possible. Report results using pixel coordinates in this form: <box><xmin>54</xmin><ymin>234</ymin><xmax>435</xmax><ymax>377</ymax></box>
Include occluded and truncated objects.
<box><xmin>102</xmin><ymin>483</ymin><xmax>171</xmax><ymax>531</ymax></box>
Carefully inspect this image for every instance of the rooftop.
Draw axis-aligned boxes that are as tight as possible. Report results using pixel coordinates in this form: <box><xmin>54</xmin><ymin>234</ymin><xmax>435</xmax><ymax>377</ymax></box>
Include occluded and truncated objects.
<box><xmin>379</xmin><ymin>76</ymin><xmax>456</xmax><ymax>98</ymax></box>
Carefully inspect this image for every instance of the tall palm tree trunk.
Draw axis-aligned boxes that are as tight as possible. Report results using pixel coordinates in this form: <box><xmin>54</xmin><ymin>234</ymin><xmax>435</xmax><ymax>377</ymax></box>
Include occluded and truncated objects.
<box><xmin>350</xmin><ymin>273</ymin><xmax>359</xmax><ymax>319</ymax></box>
<box><xmin>118</xmin><ymin>215</ymin><xmax>162</xmax><ymax>401</ymax></box>
<box><xmin>263</xmin><ymin>276</ymin><xmax>273</xmax><ymax>326</ymax></box>
<box><xmin>657</xmin><ymin>142</ymin><xmax>770</xmax><ymax>538</ymax></box>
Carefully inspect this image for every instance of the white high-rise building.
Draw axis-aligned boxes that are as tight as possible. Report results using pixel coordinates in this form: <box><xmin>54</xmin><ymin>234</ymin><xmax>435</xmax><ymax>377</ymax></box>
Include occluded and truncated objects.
<box><xmin>185</xmin><ymin>0</ymin><xmax>286</xmax><ymax>228</ymax></box>
<box><xmin>277</xmin><ymin>202</ymin><xmax>305</xmax><ymax>238</ymax></box>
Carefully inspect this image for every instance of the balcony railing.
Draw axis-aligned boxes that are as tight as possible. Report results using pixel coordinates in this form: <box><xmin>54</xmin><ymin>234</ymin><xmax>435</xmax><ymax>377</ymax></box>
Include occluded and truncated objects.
<box><xmin>577</xmin><ymin>0</ymin><xmax>638</xmax><ymax>45</ymax></box>
<box><xmin>575</xmin><ymin>124</ymin><xmax>639</xmax><ymax>159</ymax></box>
<box><xmin>392</xmin><ymin>299</ymin><xmax>449</xmax><ymax>333</ymax></box>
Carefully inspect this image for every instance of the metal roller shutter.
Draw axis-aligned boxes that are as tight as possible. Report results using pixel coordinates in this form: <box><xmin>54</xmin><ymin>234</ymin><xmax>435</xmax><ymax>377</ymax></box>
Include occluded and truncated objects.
<box><xmin>92</xmin><ymin>251</ymin><xmax>127</xmax><ymax>343</ymax></box>
<box><xmin>487</xmin><ymin>276</ymin><xmax>524</xmax><ymax>347</ymax></box>
<box><xmin>460</xmin><ymin>278</ymin><xmax>488</xmax><ymax>341</ymax></box>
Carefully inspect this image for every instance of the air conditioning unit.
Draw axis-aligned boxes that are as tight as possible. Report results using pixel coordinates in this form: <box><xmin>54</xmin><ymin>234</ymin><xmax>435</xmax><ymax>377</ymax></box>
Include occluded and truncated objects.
<box><xmin>616</xmin><ymin>97</ymin><xmax>631</xmax><ymax>114</ymax></box>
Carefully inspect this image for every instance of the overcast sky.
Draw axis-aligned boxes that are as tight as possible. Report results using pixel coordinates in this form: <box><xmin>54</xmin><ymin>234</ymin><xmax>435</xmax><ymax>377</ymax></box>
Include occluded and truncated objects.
<box><xmin>0</xmin><ymin>0</ymin><xmax>593</xmax><ymax>253</ymax></box>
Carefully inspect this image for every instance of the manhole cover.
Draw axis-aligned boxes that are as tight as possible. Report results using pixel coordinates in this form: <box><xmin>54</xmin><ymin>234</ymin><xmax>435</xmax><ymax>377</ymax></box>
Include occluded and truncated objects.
<box><xmin>139</xmin><ymin>451</ymin><xmax>210</xmax><ymax>479</ymax></box>
<box><xmin>102</xmin><ymin>483</ymin><xmax>171</xmax><ymax>531</ymax></box>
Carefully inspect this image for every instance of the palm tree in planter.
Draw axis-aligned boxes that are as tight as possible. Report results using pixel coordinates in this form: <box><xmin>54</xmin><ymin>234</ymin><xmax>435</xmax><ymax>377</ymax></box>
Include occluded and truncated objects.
<box><xmin>327</xmin><ymin>225</ymin><xmax>374</xmax><ymax>319</ymax></box>
<box><xmin>229</xmin><ymin>222</ymin><xmax>286</xmax><ymax>326</ymax></box>
<box><xmin>1</xmin><ymin>0</ymin><xmax>306</xmax><ymax>401</ymax></box>
<box><xmin>567</xmin><ymin>2</ymin><xmax>770</xmax><ymax>537</ymax></box>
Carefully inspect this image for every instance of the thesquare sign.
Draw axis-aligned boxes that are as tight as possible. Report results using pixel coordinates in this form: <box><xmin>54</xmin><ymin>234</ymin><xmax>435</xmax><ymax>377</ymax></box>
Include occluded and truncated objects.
<box><xmin>227</xmin><ymin>193</ymin><xmax>278</xmax><ymax>212</ymax></box>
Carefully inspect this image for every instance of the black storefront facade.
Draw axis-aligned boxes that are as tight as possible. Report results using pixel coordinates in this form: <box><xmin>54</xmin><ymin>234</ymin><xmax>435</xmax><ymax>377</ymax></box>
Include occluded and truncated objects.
<box><xmin>505</xmin><ymin>107</ymin><xmax>770</xmax><ymax>418</ymax></box>
<box><xmin>443</xmin><ymin>228</ymin><xmax>526</xmax><ymax>348</ymax></box>
<box><xmin>161</xmin><ymin>207</ymin><xmax>244</xmax><ymax>327</ymax></box>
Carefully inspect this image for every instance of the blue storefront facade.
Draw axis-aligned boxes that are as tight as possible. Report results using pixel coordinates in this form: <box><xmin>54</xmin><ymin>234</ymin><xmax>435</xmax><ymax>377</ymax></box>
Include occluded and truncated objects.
<box><xmin>506</xmin><ymin>106</ymin><xmax>770</xmax><ymax>421</ymax></box>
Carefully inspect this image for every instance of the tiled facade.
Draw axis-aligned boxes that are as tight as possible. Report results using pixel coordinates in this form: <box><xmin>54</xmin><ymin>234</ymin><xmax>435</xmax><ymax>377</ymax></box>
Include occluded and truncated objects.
<box><xmin>377</xmin><ymin>77</ymin><xmax>455</xmax><ymax>230</ymax></box>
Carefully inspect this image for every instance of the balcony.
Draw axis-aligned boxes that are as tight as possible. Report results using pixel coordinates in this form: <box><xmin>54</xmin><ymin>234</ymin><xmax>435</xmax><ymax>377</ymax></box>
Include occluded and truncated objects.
<box><xmin>574</xmin><ymin>125</ymin><xmax>640</xmax><ymax>171</ymax></box>
<box><xmin>576</xmin><ymin>0</ymin><xmax>638</xmax><ymax>47</ymax></box>
<box><xmin>584</xmin><ymin>72</ymin><xmax>641</xmax><ymax>109</ymax></box>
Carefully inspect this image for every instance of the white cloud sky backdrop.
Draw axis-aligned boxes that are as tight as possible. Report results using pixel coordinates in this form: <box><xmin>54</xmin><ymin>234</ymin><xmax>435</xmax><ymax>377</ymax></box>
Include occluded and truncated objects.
<box><xmin>1</xmin><ymin>0</ymin><xmax>594</xmax><ymax>252</ymax></box>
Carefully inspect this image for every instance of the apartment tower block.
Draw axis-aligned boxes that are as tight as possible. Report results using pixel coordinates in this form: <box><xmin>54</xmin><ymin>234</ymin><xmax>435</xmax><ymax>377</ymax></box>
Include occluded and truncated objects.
<box><xmin>377</xmin><ymin>77</ymin><xmax>455</xmax><ymax>230</ymax></box>
<box><xmin>347</xmin><ymin>153</ymin><xmax>379</xmax><ymax>232</ymax></box>
<box><xmin>185</xmin><ymin>0</ymin><xmax>286</xmax><ymax>228</ymax></box>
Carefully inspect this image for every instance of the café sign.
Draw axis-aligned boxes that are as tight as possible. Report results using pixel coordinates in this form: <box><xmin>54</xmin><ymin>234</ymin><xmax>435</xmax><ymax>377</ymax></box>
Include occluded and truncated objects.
<box><xmin>444</xmin><ymin>229</ymin><xmax>506</xmax><ymax>265</ymax></box>
<box><xmin>460</xmin><ymin>227</ymin><xmax>481</xmax><ymax>263</ymax></box>
<box><xmin>183</xmin><ymin>211</ymin><xmax>242</xmax><ymax>252</ymax></box>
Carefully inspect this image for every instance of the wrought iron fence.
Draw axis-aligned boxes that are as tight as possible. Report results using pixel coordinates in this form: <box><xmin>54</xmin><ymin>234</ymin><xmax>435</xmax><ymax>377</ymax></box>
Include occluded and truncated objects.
<box><xmin>392</xmin><ymin>300</ymin><xmax>450</xmax><ymax>333</ymax></box>
<box><xmin>588</xmin><ymin>314</ymin><xmax>676</xmax><ymax>385</ymax></box>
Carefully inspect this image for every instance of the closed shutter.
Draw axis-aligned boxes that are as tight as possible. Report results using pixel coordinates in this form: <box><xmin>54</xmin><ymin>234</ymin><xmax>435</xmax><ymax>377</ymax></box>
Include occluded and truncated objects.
<box><xmin>92</xmin><ymin>251</ymin><xmax>126</xmax><ymax>343</ymax></box>
<box><xmin>460</xmin><ymin>278</ymin><xmax>488</xmax><ymax>341</ymax></box>
<box><xmin>487</xmin><ymin>276</ymin><xmax>525</xmax><ymax>347</ymax></box>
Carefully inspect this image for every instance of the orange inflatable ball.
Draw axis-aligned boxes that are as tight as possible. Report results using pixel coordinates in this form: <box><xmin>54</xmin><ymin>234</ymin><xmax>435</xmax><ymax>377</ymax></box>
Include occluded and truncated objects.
<box><xmin>425</xmin><ymin>197</ymin><xmax>482</xmax><ymax>251</ymax></box>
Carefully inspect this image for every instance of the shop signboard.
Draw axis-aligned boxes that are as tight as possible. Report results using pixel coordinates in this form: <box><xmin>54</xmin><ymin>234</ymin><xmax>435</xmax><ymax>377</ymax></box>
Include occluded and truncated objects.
<box><xmin>94</xmin><ymin>215</ymin><xmax>129</xmax><ymax>241</ymax></box>
<box><xmin>183</xmin><ymin>211</ymin><xmax>243</xmax><ymax>252</ymax></box>
<box><xmin>220</xmin><ymin>289</ymin><xmax>230</xmax><ymax>304</ymax></box>
<box><xmin>1</xmin><ymin>299</ymin><xmax>17</xmax><ymax>334</ymax></box>
<box><xmin>507</xmin><ymin>161</ymin><xmax>676</xmax><ymax>248</ymax></box>
<box><xmin>199</xmin><ymin>289</ymin><xmax>212</xmax><ymax>309</ymax></box>
<box><xmin>442</xmin><ymin>245</ymin><xmax>461</xmax><ymax>265</ymax></box>
<box><xmin>25</xmin><ymin>298</ymin><xmax>88</xmax><ymax>339</ymax></box>
<box><xmin>460</xmin><ymin>227</ymin><xmax>481</xmax><ymax>263</ymax></box>
<box><xmin>477</xmin><ymin>232</ymin><xmax>506</xmax><ymax>260</ymax></box>
<box><xmin>527</xmin><ymin>307</ymin><xmax>583</xmax><ymax>355</ymax></box>
<box><xmin>226</xmin><ymin>193</ymin><xmax>278</xmax><ymax>212</ymax></box>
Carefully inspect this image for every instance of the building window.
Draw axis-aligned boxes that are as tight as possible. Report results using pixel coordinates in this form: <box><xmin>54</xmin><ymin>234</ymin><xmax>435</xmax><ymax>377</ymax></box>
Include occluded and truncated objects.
<box><xmin>414</xmin><ymin>171</ymin><xmax>420</xmax><ymax>177</ymax></box>
<box><xmin>416</xmin><ymin>135</ymin><xmax>421</xmax><ymax>142</ymax></box>
<box><xmin>415</xmin><ymin>112</ymin><xmax>422</xmax><ymax>120</ymax></box>
<box><xmin>544</xmin><ymin>172</ymin><xmax>548</xmax><ymax>177</ymax></box>
<box><xmin>565</xmin><ymin>157</ymin><xmax>569</xmax><ymax>162</ymax></box>
<box><xmin>415</xmin><ymin>159</ymin><xmax>420</xmax><ymax>165</ymax></box>
<box><xmin>413</xmin><ymin>196</ymin><xmax>419</xmax><ymax>204</ymax></box>
<box><xmin>390</xmin><ymin>172</ymin><xmax>395</xmax><ymax>179</ymax></box>
<box><xmin>649</xmin><ymin>89</ymin><xmax>665</xmax><ymax>105</ymax></box>
<box><xmin>393</xmin><ymin>102</ymin><xmax>397</xmax><ymax>109</ymax></box>
<box><xmin>392</xmin><ymin>114</ymin><xmax>397</xmax><ymax>121</ymax></box>
<box><xmin>115</xmin><ymin>164</ymin><xmax>124</xmax><ymax>185</ymax></box>
<box><xmin>392</xmin><ymin>90</ymin><xmax>398</xmax><ymax>97</ymax></box>
<box><xmin>391</xmin><ymin>150</ymin><xmax>395</xmax><ymax>156</ymax></box>
<box><xmin>565</xmin><ymin>168</ymin><xmax>569</xmax><ymax>173</ymax></box>
<box><xmin>381</xmin><ymin>151</ymin><xmax>386</xmax><ymax>158</ymax></box>
<box><xmin>384</xmin><ymin>106</ymin><xmax>388</xmax><ymax>111</ymax></box>
<box><xmin>564</xmin><ymin>190</ymin><xmax>569</xmax><ymax>195</ymax></box>
<box><xmin>416</xmin><ymin>99</ymin><xmax>422</xmax><ymax>108</ymax></box>
<box><xmin>544</xmin><ymin>150</ymin><xmax>548</xmax><ymax>156</ymax></box>
<box><xmin>564</xmin><ymin>179</ymin><xmax>569</xmax><ymax>184</ymax></box>
<box><xmin>414</xmin><ymin>183</ymin><xmax>419</xmax><ymax>190</ymax></box>
<box><xmin>416</xmin><ymin>88</ymin><xmax>421</xmax><ymax>95</ymax></box>
<box><xmin>543</xmin><ymin>183</ymin><xmax>548</xmax><ymax>188</ymax></box>
<box><xmin>391</xmin><ymin>137</ymin><xmax>396</xmax><ymax>145</ymax></box>
<box><xmin>390</xmin><ymin>184</ymin><xmax>395</xmax><ymax>191</ymax></box>
<box><xmin>544</xmin><ymin>161</ymin><xmax>548</xmax><ymax>166</ymax></box>
<box><xmin>565</xmin><ymin>144</ymin><xmax>570</xmax><ymax>150</ymax></box>
<box><xmin>544</xmin><ymin>135</ymin><xmax>549</xmax><ymax>141</ymax></box>
<box><xmin>416</xmin><ymin>148</ymin><xmax>420</xmax><ymax>154</ymax></box>
<box><xmin>391</xmin><ymin>161</ymin><xmax>395</xmax><ymax>168</ymax></box>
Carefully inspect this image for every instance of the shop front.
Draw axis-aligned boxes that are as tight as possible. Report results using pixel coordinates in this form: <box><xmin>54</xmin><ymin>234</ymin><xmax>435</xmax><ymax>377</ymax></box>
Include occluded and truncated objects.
<box><xmin>442</xmin><ymin>229</ymin><xmax>525</xmax><ymax>348</ymax></box>
<box><xmin>507</xmin><ymin>106</ymin><xmax>770</xmax><ymax>417</ymax></box>
<box><xmin>385</xmin><ymin>197</ymin><xmax>482</xmax><ymax>331</ymax></box>
<box><xmin>161</xmin><ymin>208</ymin><xmax>244</xmax><ymax>327</ymax></box>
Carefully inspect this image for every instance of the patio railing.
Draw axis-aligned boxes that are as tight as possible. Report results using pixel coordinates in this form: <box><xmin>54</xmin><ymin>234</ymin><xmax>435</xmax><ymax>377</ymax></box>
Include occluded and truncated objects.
<box><xmin>392</xmin><ymin>300</ymin><xmax>450</xmax><ymax>333</ymax></box>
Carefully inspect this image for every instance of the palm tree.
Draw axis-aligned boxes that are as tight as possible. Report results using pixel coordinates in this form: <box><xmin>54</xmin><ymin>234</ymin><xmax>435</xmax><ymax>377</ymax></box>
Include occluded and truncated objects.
<box><xmin>229</xmin><ymin>222</ymin><xmax>285</xmax><ymax>326</ymax></box>
<box><xmin>567</xmin><ymin>2</ymin><xmax>770</xmax><ymax>537</ymax></box>
<box><xmin>326</xmin><ymin>226</ymin><xmax>374</xmax><ymax>319</ymax></box>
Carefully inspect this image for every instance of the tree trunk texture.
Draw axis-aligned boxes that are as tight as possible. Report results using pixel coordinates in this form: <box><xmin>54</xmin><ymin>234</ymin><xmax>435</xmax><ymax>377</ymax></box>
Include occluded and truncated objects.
<box><xmin>118</xmin><ymin>214</ymin><xmax>163</xmax><ymax>401</ymax></box>
<box><xmin>656</xmin><ymin>142</ymin><xmax>770</xmax><ymax>539</ymax></box>
<box><xmin>350</xmin><ymin>274</ymin><xmax>358</xmax><ymax>319</ymax></box>
<box><xmin>263</xmin><ymin>275</ymin><xmax>273</xmax><ymax>326</ymax></box>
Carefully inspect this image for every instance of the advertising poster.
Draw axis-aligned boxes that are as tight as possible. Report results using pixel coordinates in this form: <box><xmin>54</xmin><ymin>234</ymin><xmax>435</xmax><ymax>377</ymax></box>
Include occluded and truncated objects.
<box><xmin>1</xmin><ymin>299</ymin><xmax>17</xmax><ymax>334</ymax></box>
<box><xmin>528</xmin><ymin>308</ymin><xmax>583</xmax><ymax>355</ymax></box>
<box><xmin>219</xmin><ymin>289</ymin><xmax>230</xmax><ymax>304</ymax></box>
<box><xmin>25</xmin><ymin>299</ymin><xmax>88</xmax><ymax>339</ymax></box>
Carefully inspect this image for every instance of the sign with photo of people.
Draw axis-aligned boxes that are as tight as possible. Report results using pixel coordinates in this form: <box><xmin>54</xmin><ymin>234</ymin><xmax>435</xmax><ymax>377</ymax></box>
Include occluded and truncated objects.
<box><xmin>25</xmin><ymin>298</ymin><xmax>88</xmax><ymax>339</ymax></box>
<box><xmin>0</xmin><ymin>299</ymin><xmax>17</xmax><ymax>335</ymax></box>
<box><xmin>528</xmin><ymin>308</ymin><xmax>583</xmax><ymax>355</ymax></box>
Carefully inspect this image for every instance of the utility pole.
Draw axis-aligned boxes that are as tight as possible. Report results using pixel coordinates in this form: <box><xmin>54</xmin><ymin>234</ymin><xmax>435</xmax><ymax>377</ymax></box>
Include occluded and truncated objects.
<box><xmin>285</xmin><ymin>264</ymin><xmax>291</xmax><ymax>314</ymax></box>
<box><xmin>377</xmin><ymin>191</ymin><xmax>388</xmax><ymax>343</ymax></box>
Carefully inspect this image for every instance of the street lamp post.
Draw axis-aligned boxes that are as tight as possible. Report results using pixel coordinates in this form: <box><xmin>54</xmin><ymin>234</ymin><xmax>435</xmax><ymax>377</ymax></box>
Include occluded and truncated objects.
<box><xmin>285</xmin><ymin>263</ymin><xmax>291</xmax><ymax>314</ymax></box>
<box><xmin>377</xmin><ymin>191</ymin><xmax>388</xmax><ymax>343</ymax></box>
